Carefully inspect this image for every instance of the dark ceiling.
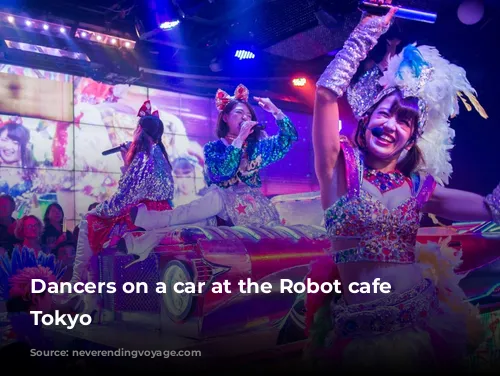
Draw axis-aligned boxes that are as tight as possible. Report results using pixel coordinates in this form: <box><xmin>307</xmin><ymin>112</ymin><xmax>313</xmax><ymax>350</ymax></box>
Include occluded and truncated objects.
<box><xmin>1</xmin><ymin>0</ymin><xmax>499</xmax><ymax>111</ymax></box>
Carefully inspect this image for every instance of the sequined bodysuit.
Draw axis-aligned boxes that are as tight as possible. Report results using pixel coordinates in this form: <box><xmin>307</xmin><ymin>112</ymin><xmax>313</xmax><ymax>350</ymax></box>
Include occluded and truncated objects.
<box><xmin>203</xmin><ymin>116</ymin><xmax>298</xmax><ymax>189</ymax></box>
<box><xmin>93</xmin><ymin>144</ymin><xmax>174</xmax><ymax>218</ymax></box>
<box><xmin>87</xmin><ymin>144</ymin><xmax>174</xmax><ymax>252</ymax></box>
<box><xmin>325</xmin><ymin>137</ymin><xmax>436</xmax><ymax>264</ymax></box>
<box><xmin>202</xmin><ymin>116</ymin><xmax>298</xmax><ymax>226</ymax></box>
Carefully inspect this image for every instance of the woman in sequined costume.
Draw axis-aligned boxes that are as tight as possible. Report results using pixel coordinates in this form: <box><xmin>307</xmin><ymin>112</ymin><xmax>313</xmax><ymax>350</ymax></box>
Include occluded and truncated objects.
<box><xmin>305</xmin><ymin>2</ymin><xmax>500</xmax><ymax>372</ymax></box>
<box><xmin>70</xmin><ymin>100</ymin><xmax>174</xmax><ymax>310</ymax></box>
<box><xmin>119</xmin><ymin>84</ymin><xmax>298</xmax><ymax>262</ymax></box>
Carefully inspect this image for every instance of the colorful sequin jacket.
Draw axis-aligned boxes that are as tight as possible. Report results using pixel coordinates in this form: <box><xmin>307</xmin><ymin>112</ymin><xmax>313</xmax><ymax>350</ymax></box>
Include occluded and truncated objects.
<box><xmin>93</xmin><ymin>144</ymin><xmax>174</xmax><ymax>218</ymax></box>
<box><xmin>325</xmin><ymin>136</ymin><xmax>436</xmax><ymax>264</ymax></box>
<box><xmin>203</xmin><ymin>116</ymin><xmax>298</xmax><ymax>189</ymax></box>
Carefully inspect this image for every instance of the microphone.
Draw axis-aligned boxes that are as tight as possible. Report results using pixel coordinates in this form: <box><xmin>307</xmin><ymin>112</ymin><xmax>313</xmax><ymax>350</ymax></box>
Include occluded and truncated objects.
<box><xmin>240</xmin><ymin>120</ymin><xmax>268</xmax><ymax>131</ymax></box>
<box><xmin>102</xmin><ymin>141</ymin><xmax>131</xmax><ymax>156</ymax></box>
<box><xmin>358</xmin><ymin>1</ymin><xmax>437</xmax><ymax>24</ymax></box>
<box><xmin>371</xmin><ymin>127</ymin><xmax>384</xmax><ymax>137</ymax></box>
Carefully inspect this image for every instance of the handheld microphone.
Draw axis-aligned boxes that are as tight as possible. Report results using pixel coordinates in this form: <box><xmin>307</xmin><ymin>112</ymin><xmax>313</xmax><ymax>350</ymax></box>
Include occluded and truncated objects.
<box><xmin>102</xmin><ymin>141</ymin><xmax>131</xmax><ymax>156</ymax></box>
<box><xmin>359</xmin><ymin>1</ymin><xmax>437</xmax><ymax>24</ymax></box>
<box><xmin>240</xmin><ymin>120</ymin><xmax>268</xmax><ymax>131</ymax></box>
<box><xmin>371</xmin><ymin>127</ymin><xmax>384</xmax><ymax>137</ymax></box>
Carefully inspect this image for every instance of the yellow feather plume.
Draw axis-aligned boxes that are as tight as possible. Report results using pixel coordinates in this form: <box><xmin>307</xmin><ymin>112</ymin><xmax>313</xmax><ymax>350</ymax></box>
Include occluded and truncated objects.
<box><xmin>460</xmin><ymin>90</ymin><xmax>489</xmax><ymax>119</ymax></box>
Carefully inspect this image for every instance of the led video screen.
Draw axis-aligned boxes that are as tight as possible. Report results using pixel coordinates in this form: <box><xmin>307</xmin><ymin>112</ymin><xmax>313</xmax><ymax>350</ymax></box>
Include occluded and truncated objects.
<box><xmin>0</xmin><ymin>64</ymin><xmax>315</xmax><ymax>230</ymax></box>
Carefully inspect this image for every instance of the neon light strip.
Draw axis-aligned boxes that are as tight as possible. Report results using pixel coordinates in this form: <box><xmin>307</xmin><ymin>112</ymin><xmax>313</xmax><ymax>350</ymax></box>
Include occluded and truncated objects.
<box><xmin>231</xmin><ymin>226</ymin><xmax>261</xmax><ymax>240</ymax></box>
<box><xmin>273</xmin><ymin>226</ymin><xmax>301</xmax><ymax>240</ymax></box>
<box><xmin>465</xmin><ymin>282</ymin><xmax>500</xmax><ymax>302</ymax></box>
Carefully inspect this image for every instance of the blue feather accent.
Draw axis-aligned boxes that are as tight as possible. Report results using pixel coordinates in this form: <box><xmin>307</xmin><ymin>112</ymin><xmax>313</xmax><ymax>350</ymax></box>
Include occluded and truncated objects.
<box><xmin>397</xmin><ymin>45</ymin><xmax>430</xmax><ymax>79</ymax></box>
<box><xmin>0</xmin><ymin>246</ymin><xmax>67</xmax><ymax>301</ymax></box>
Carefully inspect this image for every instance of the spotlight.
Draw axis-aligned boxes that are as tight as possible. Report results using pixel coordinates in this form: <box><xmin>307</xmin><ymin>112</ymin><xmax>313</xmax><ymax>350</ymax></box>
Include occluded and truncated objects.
<box><xmin>125</xmin><ymin>41</ymin><xmax>131</xmax><ymax>48</ymax></box>
<box><xmin>43</xmin><ymin>24</ymin><xmax>49</xmax><ymax>30</ymax></box>
<box><xmin>159</xmin><ymin>20</ymin><xmax>180</xmax><ymax>30</ymax></box>
<box><xmin>111</xmin><ymin>38</ymin><xmax>117</xmax><ymax>44</ymax></box>
<box><xmin>81</xmin><ymin>31</ymin><xmax>87</xmax><ymax>37</ymax></box>
<box><xmin>7</xmin><ymin>15</ymin><xmax>14</xmax><ymax>23</ymax></box>
<box><xmin>59</xmin><ymin>27</ymin><xmax>65</xmax><ymax>33</ymax></box>
<box><xmin>96</xmin><ymin>35</ymin><xmax>102</xmax><ymax>41</ymax></box>
<box><xmin>25</xmin><ymin>20</ymin><xmax>32</xmax><ymax>26</ymax></box>
<box><xmin>292</xmin><ymin>77</ymin><xmax>307</xmax><ymax>87</ymax></box>
<box><xmin>135</xmin><ymin>0</ymin><xmax>184</xmax><ymax>40</ymax></box>
<box><xmin>235</xmin><ymin>50</ymin><xmax>255</xmax><ymax>60</ymax></box>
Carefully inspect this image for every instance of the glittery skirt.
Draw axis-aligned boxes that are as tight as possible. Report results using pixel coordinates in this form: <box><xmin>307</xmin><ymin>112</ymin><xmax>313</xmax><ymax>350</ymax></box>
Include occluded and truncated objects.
<box><xmin>307</xmin><ymin>279</ymin><xmax>472</xmax><ymax>372</ymax></box>
<box><xmin>215</xmin><ymin>184</ymin><xmax>281</xmax><ymax>227</ymax></box>
<box><xmin>304</xmin><ymin>241</ymin><xmax>487</xmax><ymax>372</ymax></box>
<box><xmin>86</xmin><ymin>199</ymin><xmax>172</xmax><ymax>254</ymax></box>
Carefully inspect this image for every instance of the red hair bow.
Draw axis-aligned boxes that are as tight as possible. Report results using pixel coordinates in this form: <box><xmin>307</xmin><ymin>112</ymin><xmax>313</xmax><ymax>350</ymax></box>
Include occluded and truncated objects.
<box><xmin>215</xmin><ymin>84</ymin><xmax>249</xmax><ymax>112</ymax></box>
<box><xmin>137</xmin><ymin>100</ymin><xmax>159</xmax><ymax>117</ymax></box>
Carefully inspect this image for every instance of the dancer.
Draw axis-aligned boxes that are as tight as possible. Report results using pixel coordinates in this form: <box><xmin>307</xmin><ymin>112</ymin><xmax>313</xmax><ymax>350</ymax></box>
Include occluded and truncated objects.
<box><xmin>305</xmin><ymin>3</ymin><xmax>499</xmax><ymax>372</ymax></box>
<box><xmin>120</xmin><ymin>84</ymin><xmax>298</xmax><ymax>260</ymax></box>
<box><xmin>70</xmin><ymin>100</ymin><xmax>174</xmax><ymax>311</ymax></box>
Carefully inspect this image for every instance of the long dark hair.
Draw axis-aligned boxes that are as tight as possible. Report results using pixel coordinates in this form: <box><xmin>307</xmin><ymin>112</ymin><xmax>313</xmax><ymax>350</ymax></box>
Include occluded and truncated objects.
<box><xmin>0</xmin><ymin>122</ymin><xmax>36</xmax><ymax>179</ymax></box>
<box><xmin>216</xmin><ymin>100</ymin><xmax>262</xmax><ymax>142</ymax></box>
<box><xmin>43</xmin><ymin>202</ymin><xmax>64</xmax><ymax>228</ymax></box>
<box><xmin>126</xmin><ymin>115</ymin><xmax>171</xmax><ymax>169</ymax></box>
<box><xmin>354</xmin><ymin>89</ymin><xmax>422</xmax><ymax>177</ymax></box>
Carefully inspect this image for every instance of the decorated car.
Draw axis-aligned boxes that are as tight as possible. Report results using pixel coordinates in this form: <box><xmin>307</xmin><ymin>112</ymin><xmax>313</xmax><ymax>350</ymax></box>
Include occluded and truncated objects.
<box><xmin>97</xmin><ymin>192</ymin><xmax>500</xmax><ymax>347</ymax></box>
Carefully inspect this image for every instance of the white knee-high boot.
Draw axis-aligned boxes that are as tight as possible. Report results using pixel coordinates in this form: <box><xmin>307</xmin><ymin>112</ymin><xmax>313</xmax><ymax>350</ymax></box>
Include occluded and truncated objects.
<box><xmin>133</xmin><ymin>188</ymin><xmax>225</xmax><ymax>230</ymax></box>
<box><xmin>70</xmin><ymin>219</ymin><xmax>100</xmax><ymax>316</ymax></box>
<box><xmin>122</xmin><ymin>189</ymin><xmax>225</xmax><ymax>268</ymax></box>
<box><xmin>71</xmin><ymin>219</ymin><xmax>92</xmax><ymax>283</ymax></box>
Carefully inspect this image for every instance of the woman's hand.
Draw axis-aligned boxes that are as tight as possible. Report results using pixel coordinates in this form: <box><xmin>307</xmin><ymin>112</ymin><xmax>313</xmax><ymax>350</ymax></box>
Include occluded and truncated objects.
<box><xmin>360</xmin><ymin>0</ymin><xmax>398</xmax><ymax>28</ymax></box>
<box><xmin>236</xmin><ymin>120</ymin><xmax>259</xmax><ymax>143</ymax></box>
<box><xmin>254</xmin><ymin>96</ymin><xmax>280</xmax><ymax>115</ymax></box>
<box><xmin>120</xmin><ymin>141</ymin><xmax>131</xmax><ymax>161</ymax></box>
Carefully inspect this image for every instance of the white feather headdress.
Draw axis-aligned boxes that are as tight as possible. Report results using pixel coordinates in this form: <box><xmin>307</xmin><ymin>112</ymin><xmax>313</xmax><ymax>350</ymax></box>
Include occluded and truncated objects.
<box><xmin>347</xmin><ymin>43</ymin><xmax>488</xmax><ymax>185</ymax></box>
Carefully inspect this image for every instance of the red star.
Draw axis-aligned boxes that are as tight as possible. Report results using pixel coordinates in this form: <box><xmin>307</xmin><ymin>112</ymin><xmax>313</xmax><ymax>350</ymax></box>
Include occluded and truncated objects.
<box><xmin>236</xmin><ymin>203</ymin><xmax>247</xmax><ymax>214</ymax></box>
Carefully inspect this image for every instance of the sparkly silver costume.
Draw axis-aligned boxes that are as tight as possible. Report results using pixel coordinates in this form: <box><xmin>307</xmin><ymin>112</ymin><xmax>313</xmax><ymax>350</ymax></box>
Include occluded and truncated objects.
<box><xmin>316</xmin><ymin>15</ymin><xmax>392</xmax><ymax>97</ymax></box>
<box><xmin>93</xmin><ymin>144</ymin><xmax>174</xmax><ymax>218</ymax></box>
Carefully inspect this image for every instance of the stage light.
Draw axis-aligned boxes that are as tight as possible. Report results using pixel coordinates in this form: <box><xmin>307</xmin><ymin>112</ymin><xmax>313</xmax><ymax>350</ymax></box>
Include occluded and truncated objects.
<box><xmin>135</xmin><ymin>0</ymin><xmax>184</xmax><ymax>40</ymax></box>
<box><xmin>292</xmin><ymin>78</ymin><xmax>307</xmax><ymax>87</ymax></box>
<box><xmin>4</xmin><ymin>39</ymin><xmax>90</xmax><ymax>62</ymax></box>
<box><xmin>1</xmin><ymin>12</ymin><xmax>72</xmax><ymax>36</ymax></box>
<box><xmin>159</xmin><ymin>20</ymin><xmax>180</xmax><ymax>30</ymax></box>
<box><xmin>235</xmin><ymin>50</ymin><xmax>255</xmax><ymax>60</ymax></box>
<box><xmin>75</xmin><ymin>27</ymin><xmax>136</xmax><ymax>50</ymax></box>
